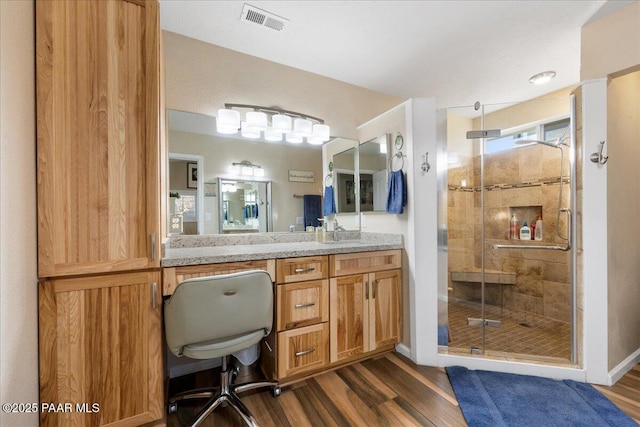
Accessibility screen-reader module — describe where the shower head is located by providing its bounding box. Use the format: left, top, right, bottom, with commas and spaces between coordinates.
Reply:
515, 137, 568, 148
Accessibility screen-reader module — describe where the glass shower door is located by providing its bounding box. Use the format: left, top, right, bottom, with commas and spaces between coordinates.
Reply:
443, 98, 574, 363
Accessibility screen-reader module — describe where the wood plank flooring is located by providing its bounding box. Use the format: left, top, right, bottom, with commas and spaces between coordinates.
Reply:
166, 353, 640, 426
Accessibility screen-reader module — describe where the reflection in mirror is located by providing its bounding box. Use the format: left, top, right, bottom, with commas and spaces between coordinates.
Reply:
168, 110, 328, 234
359, 134, 390, 212
218, 178, 272, 234
169, 154, 204, 235
333, 147, 357, 213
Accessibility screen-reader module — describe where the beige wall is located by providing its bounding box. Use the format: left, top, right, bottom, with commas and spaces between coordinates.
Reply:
163, 31, 403, 141
581, 1, 640, 81
607, 70, 640, 370
0, 1, 39, 426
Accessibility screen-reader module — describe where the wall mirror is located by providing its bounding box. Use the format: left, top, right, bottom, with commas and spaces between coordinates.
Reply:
359, 134, 390, 212
168, 110, 358, 234
322, 137, 361, 229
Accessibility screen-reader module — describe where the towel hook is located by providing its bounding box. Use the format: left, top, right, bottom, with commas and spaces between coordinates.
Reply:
590, 140, 608, 165
421, 152, 431, 173
389, 151, 405, 172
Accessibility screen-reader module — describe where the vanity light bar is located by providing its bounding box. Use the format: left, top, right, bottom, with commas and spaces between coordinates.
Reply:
217, 103, 330, 144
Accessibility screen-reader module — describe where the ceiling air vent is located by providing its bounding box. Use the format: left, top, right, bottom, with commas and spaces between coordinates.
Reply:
240, 4, 289, 32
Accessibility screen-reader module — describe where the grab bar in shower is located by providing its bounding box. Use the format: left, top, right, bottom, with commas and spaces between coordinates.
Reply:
493, 244, 570, 251
494, 208, 572, 252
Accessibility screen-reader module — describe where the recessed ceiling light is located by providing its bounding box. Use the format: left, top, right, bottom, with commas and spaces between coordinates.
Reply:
529, 71, 556, 85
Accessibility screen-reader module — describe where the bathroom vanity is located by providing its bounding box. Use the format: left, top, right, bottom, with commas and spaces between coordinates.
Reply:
162, 232, 403, 382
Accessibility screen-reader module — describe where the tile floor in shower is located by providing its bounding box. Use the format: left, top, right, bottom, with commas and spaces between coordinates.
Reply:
447, 300, 572, 361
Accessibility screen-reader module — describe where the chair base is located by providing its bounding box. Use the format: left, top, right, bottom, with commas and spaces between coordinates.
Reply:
169, 355, 280, 427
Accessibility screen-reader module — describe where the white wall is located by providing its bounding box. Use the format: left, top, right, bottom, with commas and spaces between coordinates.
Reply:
0, 1, 39, 426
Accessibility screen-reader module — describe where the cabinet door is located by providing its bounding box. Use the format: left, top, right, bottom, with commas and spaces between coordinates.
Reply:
39, 272, 163, 427
329, 274, 369, 362
36, 0, 161, 278
369, 269, 402, 351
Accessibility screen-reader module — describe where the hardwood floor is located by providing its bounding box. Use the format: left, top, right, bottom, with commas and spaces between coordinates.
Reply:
166, 353, 640, 426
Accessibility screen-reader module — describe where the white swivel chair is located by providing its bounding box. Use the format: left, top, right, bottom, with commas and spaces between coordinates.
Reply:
164, 270, 281, 427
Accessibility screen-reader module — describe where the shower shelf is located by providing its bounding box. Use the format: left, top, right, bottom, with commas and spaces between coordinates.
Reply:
451, 268, 516, 285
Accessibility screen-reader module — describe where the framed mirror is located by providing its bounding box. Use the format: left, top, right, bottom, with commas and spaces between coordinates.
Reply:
322, 137, 360, 229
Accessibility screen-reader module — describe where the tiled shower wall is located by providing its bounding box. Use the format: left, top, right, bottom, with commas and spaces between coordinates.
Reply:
448, 143, 572, 323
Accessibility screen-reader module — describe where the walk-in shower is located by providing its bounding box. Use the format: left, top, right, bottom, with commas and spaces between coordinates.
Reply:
438, 96, 576, 365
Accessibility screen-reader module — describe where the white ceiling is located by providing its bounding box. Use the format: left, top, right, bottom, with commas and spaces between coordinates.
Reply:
158, 0, 631, 109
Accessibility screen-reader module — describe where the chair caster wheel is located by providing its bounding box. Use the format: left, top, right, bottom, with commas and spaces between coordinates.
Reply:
168, 401, 178, 414
272, 386, 281, 397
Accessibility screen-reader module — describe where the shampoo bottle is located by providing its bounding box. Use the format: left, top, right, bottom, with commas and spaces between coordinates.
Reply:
534, 215, 543, 241
510, 214, 519, 240
519, 221, 531, 240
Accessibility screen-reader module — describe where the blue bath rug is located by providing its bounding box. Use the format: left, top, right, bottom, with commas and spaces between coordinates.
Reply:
446, 366, 637, 427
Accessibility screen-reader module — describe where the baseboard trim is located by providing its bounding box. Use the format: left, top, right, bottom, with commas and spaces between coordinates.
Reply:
608, 347, 640, 385
395, 343, 411, 360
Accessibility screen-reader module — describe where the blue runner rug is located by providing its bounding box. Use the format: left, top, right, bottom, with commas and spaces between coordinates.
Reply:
446, 366, 638, 427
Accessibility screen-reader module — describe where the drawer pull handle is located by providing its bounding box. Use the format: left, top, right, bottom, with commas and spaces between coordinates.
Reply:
224, 290, 237, 296
295, 348, 316, 357
152, 282, 158, 310
294, 267, 315, 273
295, 302, 315, 309
365, 281, 369, 299
372, 280, 378, 299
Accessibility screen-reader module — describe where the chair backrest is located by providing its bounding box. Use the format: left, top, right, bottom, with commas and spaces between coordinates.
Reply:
164, 270, 273, 357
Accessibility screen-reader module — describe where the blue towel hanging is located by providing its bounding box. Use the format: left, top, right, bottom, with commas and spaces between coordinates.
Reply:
385, 170, 407, 214
303, 195, 322, 228
323, 186, 336, 216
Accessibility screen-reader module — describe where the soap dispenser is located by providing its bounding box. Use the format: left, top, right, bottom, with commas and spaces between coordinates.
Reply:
509, 214, 519, 240
519, 221, 531, 240
534, 215, 543, 241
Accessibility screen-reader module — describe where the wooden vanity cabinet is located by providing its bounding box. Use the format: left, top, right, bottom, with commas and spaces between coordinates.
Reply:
269, 256, 330, 379
38, 272, 163, 427
329, 251, 402, 363
267, 250, 402, 381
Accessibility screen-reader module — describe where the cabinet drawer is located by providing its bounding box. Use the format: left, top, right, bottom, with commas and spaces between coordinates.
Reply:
276, 256, 328, 284
163, 260, 276, 296
330, 250, 401, 277
277, 323, 329, 378
277, 279, 328, 331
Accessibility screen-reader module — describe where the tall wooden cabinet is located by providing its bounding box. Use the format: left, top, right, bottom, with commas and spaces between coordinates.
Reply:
36, 1, 163, 426
36, 0, 161, 278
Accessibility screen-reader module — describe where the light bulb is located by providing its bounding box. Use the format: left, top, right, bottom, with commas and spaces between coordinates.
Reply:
293, 118, 312, 137
216, 109, 240, 134
245, 111, 268, 131
272, 114, 292, 133
241, 122, 260, 139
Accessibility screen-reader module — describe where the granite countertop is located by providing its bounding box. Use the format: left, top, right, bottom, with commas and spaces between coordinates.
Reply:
162, 232, 403, 267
